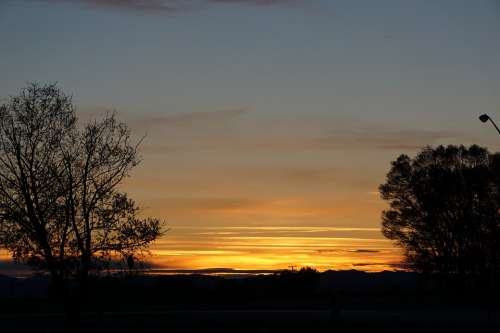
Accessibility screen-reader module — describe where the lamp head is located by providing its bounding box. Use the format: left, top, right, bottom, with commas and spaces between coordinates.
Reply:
479, 114, 490, 123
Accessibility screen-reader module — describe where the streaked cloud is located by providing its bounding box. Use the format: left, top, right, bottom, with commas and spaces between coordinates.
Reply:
317, 248, 381, 253
139, 108, 249, 127
34, 0, 305, 14
248, 128, 464, 152
144, 225, 402, 272
0, 223, 400, 273
35, 0, 189, 13
151, 196, 261, 211
136, 114, 464, 154
147, 268, 279, 274
352, 262, 391, 268
210, 0, 299, 6
79, 107, 465, 155
313, 128, 463, 151
201, 226, 381, 232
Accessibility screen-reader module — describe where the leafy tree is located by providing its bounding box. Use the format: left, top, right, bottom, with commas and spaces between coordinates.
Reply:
0, 82, 164, 296
380, 145, 500, 283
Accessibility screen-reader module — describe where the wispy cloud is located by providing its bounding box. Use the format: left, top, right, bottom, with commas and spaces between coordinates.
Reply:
210, 0, 299, 6
317, 249, 381, 254
144, 118, 462, 154
151, 225, 401, 272
34, 0, 305, 14
147, 267, 278, 274
140, 108, 249, 127
154, 196, 261, 211
250, 128, 464, 152
353, 249, 380, 253
36, 0, 189, 13
83, 108, 458, 154
313, 128, 463, 151
352, 262, 407, 270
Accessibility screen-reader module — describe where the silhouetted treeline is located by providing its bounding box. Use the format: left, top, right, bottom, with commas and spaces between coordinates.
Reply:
1, 268, 498, 315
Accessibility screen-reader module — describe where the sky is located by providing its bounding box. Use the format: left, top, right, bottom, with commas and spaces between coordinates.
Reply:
1, 0, 500, 274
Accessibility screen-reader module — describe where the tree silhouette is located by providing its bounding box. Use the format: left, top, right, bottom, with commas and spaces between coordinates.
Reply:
0, 82, 164, 298
380, 145, 500, 284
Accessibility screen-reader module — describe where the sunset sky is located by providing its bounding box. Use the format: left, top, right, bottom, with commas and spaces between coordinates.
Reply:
1, 0, 500, 273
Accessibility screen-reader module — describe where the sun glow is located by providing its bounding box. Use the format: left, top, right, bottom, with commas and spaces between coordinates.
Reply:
147, 226, 402, 272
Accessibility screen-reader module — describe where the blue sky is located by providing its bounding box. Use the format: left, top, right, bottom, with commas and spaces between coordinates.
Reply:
1, 0, 500, 271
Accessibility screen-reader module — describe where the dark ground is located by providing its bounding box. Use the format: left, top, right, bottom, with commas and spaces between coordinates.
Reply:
0, 269, 499, 332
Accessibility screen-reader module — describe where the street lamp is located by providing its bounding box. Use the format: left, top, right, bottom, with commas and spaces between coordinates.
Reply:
478, 113, 498, 324
479, 114, 500, 135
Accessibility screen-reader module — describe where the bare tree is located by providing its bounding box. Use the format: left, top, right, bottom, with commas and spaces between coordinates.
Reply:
0, 82, 163, 297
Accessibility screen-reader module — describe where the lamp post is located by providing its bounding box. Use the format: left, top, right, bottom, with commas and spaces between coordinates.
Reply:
478, 113, 499, 324
479, 114, 500, 135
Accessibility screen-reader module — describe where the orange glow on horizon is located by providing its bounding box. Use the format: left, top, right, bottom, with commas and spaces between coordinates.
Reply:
0, 225, 404, 274
146, 225, 403, 273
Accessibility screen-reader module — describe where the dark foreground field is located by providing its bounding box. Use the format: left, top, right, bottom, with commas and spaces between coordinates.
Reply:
1, 308, 499, 333
1, 270, 499, 332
